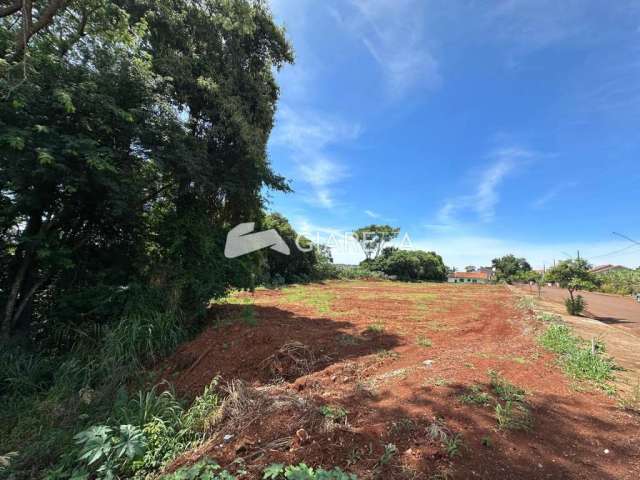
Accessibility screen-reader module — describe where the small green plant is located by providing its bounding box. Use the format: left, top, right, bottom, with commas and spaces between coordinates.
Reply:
319, 405, 348, 422
417, 336, 432, 348
389, 417, 416, 435
432, 377, 449, 387
480, 435, 492, 448
564, 295, 586, 315
494, 400, 532, 431
366, 322, 385, 333
443, 434, 463, 458
181, 379, 221, 435
488, 370, 526, 402
263, 463, 357, 479
459, 385, 491, 406
74, 424, 146, 479
376, 443, 398, 468
162, 459, 236, 479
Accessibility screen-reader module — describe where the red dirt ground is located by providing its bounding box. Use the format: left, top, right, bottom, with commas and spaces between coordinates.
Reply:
159, 281, 640, 479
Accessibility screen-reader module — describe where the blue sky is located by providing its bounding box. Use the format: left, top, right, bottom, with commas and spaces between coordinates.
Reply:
265, 0, 640, 269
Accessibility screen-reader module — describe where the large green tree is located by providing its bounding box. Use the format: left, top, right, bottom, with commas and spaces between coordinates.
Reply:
491, 254, 531, 284
0, 0, 293, 339
353, 224, 400, 261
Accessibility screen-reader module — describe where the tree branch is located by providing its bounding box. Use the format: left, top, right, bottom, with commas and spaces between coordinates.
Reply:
13, 0, 68, 59
0, 0, 22, 18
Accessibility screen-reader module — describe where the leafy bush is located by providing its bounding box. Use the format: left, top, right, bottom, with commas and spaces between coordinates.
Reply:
596, 269, 640, 295
74, 424, 146, 479
564, 295, 586, 315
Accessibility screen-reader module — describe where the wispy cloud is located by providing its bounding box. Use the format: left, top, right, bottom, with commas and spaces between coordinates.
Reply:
272, 105, 361, 208
364, 209, 380, 218
436, 147, 534, 226
331, 0, 440, 98
531, 182, 577, 209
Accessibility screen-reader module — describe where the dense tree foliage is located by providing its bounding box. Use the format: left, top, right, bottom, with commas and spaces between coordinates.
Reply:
370, 247, 447, 282
491, 254, 531, 283
1, 0, 293, 340
260, 213, 333, 284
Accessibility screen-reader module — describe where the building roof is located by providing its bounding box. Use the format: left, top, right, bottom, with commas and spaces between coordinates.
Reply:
590, 264, 628, 274
448, 271, 491, 279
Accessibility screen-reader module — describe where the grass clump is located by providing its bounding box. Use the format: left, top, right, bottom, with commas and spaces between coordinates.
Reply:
495, 400, 532, 431
487, 371, 532, 431
539, 324, 616, 387
488, 370, 526, 403
417, 336, 433, 348
459, 385, 491, 406
366, 322, 385, 333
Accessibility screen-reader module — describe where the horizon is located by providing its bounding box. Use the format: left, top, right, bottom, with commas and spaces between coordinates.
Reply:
266, 0, 640, 269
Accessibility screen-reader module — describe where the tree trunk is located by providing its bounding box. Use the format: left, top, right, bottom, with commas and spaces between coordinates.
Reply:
1, 252, 31, 339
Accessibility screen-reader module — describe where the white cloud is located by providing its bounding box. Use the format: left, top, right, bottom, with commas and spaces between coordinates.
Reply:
364, 209, 380, 218
333, 0, 441, 98
531, 182, 577, 209
272, 106, 361, 208
436, 147, 534, 226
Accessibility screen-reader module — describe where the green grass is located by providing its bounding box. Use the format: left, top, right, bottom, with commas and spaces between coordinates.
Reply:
539, 323, 616, 388
459, 385, 491, 406
417, 336, 432, 348
488, 370, 526, 402
366, 321, 385, 333
495, 400, 532, 431
283, 286, 336, 315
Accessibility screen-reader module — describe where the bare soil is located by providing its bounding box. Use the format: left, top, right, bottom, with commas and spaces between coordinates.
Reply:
160, 281, 640, 479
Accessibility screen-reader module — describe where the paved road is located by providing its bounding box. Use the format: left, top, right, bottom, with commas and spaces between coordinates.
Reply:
519, 285, 640, 335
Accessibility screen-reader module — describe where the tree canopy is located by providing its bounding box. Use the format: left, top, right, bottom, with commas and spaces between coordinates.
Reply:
491, 254, 531, 283
353, 224, 400, 261
0, 0, 293, 339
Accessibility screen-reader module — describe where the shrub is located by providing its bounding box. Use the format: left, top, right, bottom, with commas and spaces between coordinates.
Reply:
74, 424, 146, 479
564, 295, 586, 315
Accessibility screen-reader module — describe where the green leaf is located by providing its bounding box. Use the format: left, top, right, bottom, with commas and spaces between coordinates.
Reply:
37, 149, 55, 166
263, 463, 285, 479
54, 89, 76, 113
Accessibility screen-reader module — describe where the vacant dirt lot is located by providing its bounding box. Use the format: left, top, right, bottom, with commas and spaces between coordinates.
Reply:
161, 281, 640, 479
